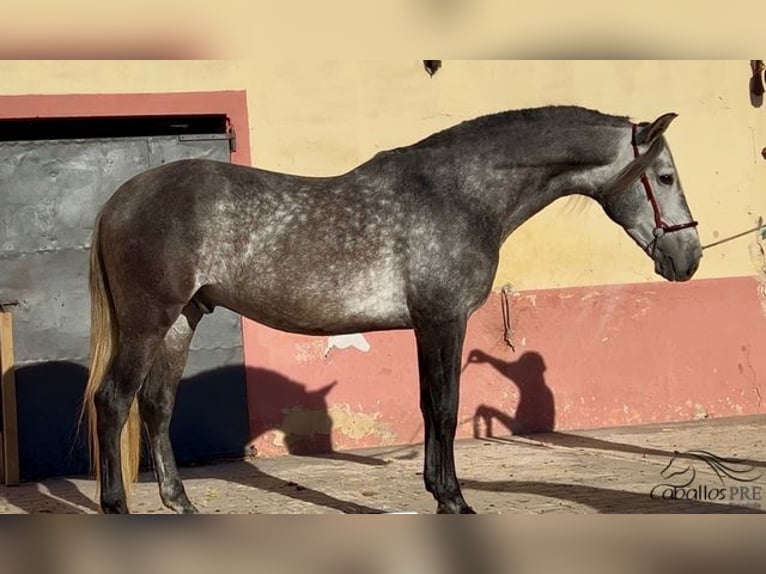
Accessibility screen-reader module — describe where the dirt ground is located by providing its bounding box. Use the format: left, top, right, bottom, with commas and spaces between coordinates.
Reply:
1, 415, 764, 514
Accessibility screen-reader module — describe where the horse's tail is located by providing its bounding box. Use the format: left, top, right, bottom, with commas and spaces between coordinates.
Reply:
81, 212, 141, 496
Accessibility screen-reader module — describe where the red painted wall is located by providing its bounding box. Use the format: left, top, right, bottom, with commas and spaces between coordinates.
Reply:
244, 276, 766, 456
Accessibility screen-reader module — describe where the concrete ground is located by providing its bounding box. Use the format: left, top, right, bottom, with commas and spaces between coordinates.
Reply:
1, 415, 764, 514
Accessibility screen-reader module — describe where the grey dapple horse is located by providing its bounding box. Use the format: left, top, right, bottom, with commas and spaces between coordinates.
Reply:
83, 106, 701, 513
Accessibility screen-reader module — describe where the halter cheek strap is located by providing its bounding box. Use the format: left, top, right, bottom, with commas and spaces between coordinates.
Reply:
631, 123, 698, 255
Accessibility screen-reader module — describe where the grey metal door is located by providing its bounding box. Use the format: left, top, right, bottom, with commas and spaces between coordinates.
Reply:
0, 134, 249, 480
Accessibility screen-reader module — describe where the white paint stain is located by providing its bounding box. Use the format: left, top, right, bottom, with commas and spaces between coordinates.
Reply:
325, 333, 371, 355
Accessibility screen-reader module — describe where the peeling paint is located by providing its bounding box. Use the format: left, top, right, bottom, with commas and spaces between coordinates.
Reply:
269, 430, 286, 448
327, 404, 395, 442
278, 407, 333, 439
693, 403, 710, 420
580, 291, 600, 301
294, 340, 326, 363
629, 296, 653, 320
325, 333, 371, 356
276, 403, 395, 444
620, 404, 642, 424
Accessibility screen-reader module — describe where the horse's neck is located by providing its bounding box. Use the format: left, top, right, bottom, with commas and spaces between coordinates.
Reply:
453, 125, 633, 242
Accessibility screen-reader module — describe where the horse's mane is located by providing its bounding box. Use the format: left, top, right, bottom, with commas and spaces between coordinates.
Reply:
409, 106, 630, 150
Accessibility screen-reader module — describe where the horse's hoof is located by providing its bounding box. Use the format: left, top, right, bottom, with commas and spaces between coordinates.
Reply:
164, 496, 199, 514
436, 500, 477, 514
100, 500, 130, 514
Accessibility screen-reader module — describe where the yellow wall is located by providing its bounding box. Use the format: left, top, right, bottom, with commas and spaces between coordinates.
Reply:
1, 60, 763, 290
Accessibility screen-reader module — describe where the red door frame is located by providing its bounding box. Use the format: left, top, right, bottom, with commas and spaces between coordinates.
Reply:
0, 91, 251, 166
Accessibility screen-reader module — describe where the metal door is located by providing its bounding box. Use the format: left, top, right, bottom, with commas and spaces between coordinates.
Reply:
0, 134, 249, 479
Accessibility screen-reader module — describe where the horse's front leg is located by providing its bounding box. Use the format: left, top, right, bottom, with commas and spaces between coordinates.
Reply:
414, 316, 476, 514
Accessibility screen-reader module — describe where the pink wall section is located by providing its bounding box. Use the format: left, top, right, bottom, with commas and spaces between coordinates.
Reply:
243, 276, 766, 456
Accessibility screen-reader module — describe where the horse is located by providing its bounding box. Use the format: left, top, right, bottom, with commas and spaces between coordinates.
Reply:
82, 105, 702, 513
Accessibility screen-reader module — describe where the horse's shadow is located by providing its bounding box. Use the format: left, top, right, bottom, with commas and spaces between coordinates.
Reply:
466, 348, 766, 471
1, 361, 389, 514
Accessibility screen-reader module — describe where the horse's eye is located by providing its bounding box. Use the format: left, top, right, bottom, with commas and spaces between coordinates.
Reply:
658, 174, 675, 186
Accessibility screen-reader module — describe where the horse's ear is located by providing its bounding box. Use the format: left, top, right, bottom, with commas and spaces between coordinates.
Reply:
635, 112, 678, 146
316, 381, 338, 396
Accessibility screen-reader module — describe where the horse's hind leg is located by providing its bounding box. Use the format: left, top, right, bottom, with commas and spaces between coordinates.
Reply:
95, 331, 167, 514
139, 304, 202, 514
414, 315, 476, 514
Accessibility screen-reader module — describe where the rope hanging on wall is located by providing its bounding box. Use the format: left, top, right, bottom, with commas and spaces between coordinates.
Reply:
500, 284, 515, 352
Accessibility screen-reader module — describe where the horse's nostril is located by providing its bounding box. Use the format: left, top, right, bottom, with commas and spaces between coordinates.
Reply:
689, 260, 699, 276
665, 255, 677, 281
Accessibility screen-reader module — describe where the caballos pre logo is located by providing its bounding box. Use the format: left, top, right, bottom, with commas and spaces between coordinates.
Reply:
650, 450, 763, 508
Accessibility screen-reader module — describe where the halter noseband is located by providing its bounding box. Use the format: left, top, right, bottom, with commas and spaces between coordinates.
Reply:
630, 123, 698, 255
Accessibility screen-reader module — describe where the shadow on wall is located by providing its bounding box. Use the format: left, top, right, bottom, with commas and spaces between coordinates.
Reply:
467, 349, 766, 469
247, 372, 339, 456
246, 368, 390, 466
10, 361, 251, 481
466, 349, 555, 436
6, 360, 384, 483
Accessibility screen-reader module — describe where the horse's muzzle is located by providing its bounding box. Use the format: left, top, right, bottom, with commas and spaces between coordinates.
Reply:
655, 245, 702, 282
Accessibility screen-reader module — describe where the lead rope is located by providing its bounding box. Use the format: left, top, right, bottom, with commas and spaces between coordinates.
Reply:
701, 217, 764, 251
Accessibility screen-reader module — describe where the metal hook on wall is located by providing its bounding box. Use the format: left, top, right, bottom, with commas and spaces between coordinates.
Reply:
750, 60, 765, 107
423, 60, 442, 78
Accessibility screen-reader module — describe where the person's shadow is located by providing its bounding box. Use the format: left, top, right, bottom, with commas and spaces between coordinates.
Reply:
466, 348, 766, 467
466, 349, 555, 436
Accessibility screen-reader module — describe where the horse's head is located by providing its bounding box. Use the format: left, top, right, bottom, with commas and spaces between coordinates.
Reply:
599, 113, 702, 282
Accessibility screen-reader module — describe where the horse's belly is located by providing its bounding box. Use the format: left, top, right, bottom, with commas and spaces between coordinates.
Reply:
207, 274, 412, 336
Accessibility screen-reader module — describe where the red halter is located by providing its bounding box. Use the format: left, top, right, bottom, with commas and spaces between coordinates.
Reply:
631, 123, 698, 255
